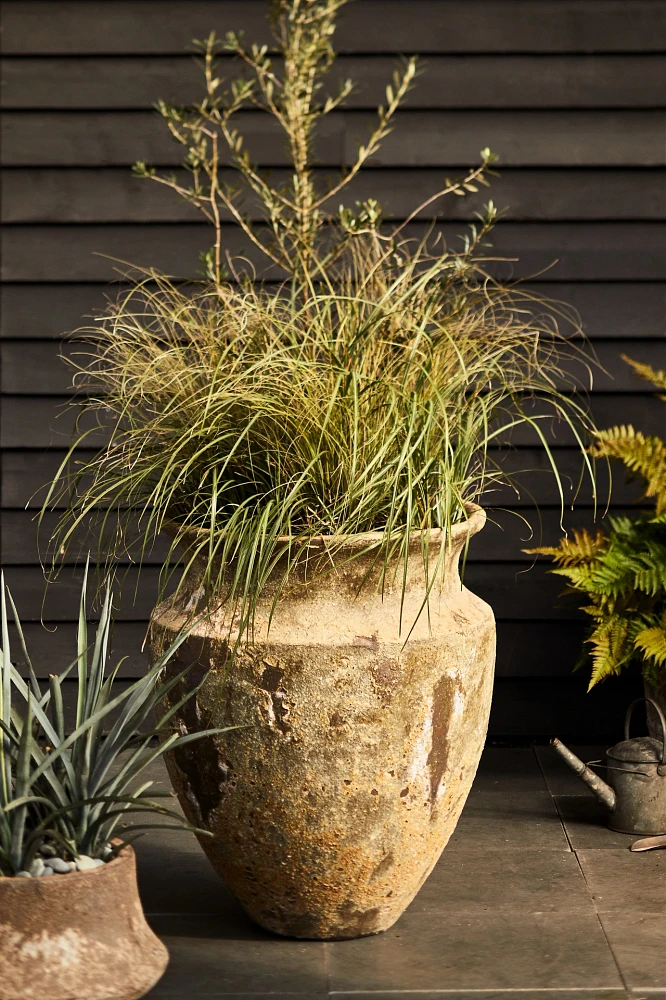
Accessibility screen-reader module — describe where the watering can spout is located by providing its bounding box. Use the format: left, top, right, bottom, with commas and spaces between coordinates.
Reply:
551, 738, 616, 811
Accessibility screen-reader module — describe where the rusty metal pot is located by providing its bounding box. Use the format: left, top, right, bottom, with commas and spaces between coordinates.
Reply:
151, 505, 496, 939
0, 845, 168, 1000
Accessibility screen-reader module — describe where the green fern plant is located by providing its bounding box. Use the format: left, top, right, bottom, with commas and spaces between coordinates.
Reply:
528, 357, 666, 688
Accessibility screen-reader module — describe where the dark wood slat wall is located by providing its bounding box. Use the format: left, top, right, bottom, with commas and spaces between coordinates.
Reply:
1, 0, 665, 739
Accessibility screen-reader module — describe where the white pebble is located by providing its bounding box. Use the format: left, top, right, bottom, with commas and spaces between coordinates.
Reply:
39, 844, 57, 858
75, 855, 97, 872
44, 857, 71, 874
15, 871, 31, 878
40, 867, 54, 876
91, 858, 105, 868
28, 858, 44, 877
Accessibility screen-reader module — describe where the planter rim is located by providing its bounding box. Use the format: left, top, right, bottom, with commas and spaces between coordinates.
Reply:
1, 844, 131, 888
164, 502, 486, 551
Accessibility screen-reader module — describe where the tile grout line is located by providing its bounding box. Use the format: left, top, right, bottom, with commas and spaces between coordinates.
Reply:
532, 746, 575, 853
324, 938, 331, 996
533, 747, 631, 997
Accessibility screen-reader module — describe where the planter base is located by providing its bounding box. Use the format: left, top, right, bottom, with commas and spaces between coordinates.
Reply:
0, 846, 167, 1000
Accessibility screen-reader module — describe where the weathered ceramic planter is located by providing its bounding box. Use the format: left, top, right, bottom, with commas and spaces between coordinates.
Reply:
151, 505, 495, 939
0, 846, 168, 1000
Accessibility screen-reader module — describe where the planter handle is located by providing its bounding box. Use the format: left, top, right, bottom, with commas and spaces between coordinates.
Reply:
625, 697, 666, 771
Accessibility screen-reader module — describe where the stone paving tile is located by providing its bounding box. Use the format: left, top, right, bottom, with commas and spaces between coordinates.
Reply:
448, 787, 569, 850
326, 910, 623, 992
135, 827, 235, 916
555, 795, 639, 849
411, 847, 593, 913
146, 995, 630, 1000
333, 992, 629, 1000
443, 741, 570, 851
474, 748, 553, 792
145, 914, 328, 995
600, 912, 666, 991
148, 995, 326, 999
577, 849, 666, 911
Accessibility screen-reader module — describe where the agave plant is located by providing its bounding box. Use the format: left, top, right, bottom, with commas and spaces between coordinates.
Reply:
44, 0, 597, 645
0, 566, 231, 876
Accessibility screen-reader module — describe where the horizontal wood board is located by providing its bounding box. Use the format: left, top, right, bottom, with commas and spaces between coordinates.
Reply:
4, 111, 666, 167
3, 55, 666, 109
1, 1, 665, 738
5, 169, 666, 223
3, 2, 666, 54
3, 282, 664, 340
3, 223, 666, 282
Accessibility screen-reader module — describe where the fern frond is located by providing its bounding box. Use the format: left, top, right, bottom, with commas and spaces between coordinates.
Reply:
622, 354, 666, 395
590, 426, 666, 514
634, 624, 666, 668
634, 547, 666, 596
525, 528, 607, 567
550, 563, 605, 592
535, 356, 666, 688
587, 615, 632, 688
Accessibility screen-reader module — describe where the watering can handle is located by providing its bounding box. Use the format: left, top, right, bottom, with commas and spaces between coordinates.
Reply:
624, 698, 666, 766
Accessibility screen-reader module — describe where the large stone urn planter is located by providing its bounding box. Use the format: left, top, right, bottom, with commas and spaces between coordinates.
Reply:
0, 846, 167, 1000
151, 504, 495, 939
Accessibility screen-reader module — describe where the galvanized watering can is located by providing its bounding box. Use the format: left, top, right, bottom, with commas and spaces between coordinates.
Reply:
552, 698, 666, 836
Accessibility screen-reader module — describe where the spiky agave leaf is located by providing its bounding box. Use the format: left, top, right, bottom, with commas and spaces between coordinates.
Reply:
0, 573, 238, 875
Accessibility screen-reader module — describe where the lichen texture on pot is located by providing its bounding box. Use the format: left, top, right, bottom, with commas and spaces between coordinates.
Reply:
151, 506, 494, 938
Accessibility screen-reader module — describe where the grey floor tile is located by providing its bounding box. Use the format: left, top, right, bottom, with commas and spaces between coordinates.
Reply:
135, 826, 238, 915
536, 745, 611, 796
326, 909, 623, 991
600, 912, 666, 990
411, 847, 593, 913
148, 995, 326, 999
577, 849, 666, 911
332, 993, 628, 1000
146, 914, 328, 995
136, 754, 173, 786
474, 748, 552, 792
448, 787, 569, 850
555, 796, 639, 849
